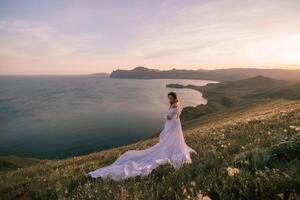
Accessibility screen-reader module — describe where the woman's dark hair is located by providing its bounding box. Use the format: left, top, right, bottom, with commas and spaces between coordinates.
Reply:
168, 92, 179, 104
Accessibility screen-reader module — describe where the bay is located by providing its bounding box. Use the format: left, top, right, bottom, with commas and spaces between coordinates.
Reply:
0, 76, 214, 158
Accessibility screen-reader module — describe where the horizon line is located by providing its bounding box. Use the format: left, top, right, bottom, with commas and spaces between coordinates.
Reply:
1, 66, 300, 76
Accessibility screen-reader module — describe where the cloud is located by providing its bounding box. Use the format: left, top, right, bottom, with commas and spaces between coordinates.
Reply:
0, 20, 103, 57
0, 0, 300, 74
127, 0, 300, 67
0, 20, 110, 74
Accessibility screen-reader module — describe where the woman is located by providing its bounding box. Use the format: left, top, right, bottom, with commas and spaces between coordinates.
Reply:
88, 92, 196, 180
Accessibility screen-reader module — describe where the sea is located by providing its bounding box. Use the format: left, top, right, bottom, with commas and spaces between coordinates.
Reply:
0, 76, 214, 159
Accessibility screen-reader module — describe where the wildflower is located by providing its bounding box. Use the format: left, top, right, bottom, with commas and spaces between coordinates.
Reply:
197, 192, 212, 200
226, 167, 239, 177
181, 186, 187, 194
276, 193, 284, 199
255, 170, 266, 178
234, 155, 240, 160
295, 127, 300, 131
191, 181, 196, 187
289, 125, 296, 129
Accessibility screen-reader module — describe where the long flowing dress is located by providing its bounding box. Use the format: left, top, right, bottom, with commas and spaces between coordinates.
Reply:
88, 105, 196, 180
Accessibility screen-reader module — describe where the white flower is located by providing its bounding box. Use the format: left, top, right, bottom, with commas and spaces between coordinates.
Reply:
289, 125, 296, 129
197, 192, 212, 200
226, 167, 239, 177
202, 196, 212, 200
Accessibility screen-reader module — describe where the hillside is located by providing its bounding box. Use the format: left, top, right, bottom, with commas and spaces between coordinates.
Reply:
110, 67, 208, 80
0, 156, 40, 171
196, 76, 298, 100
110, 67, 300, 81
1, 100, 300, 199
167, 76, 300, 121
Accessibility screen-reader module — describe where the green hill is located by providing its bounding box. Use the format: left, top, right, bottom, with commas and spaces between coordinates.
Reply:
198, 76, 295, 100
0, 156, 40, 171
1, 100, 300, 199
167, 76, 300, 121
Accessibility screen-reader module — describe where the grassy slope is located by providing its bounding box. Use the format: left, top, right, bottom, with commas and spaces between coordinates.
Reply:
0, 156, 40, 171
197, 76, 297, 100
1, 100, 300, 200
177, 76, 300, 121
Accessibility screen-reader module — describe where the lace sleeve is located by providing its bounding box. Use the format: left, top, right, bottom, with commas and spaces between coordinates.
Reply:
167, 107, 179, 120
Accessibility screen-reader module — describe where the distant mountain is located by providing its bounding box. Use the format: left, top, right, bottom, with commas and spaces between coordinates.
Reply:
200, 68, 300, 81
110, 66, 300, 81
110, 66, 208, 80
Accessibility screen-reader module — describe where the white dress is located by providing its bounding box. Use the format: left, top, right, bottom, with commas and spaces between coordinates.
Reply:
88, 105, 196, 180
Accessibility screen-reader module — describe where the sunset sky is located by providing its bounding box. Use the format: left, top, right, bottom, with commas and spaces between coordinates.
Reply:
0, 0, 300, 75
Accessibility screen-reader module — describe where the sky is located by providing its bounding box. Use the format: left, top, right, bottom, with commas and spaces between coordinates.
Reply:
0, 0, 300, 75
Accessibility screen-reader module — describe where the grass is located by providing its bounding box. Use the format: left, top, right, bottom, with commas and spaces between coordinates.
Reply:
1, 100, 300, 199
0, 156, 40, 171
167, 76, 300, 122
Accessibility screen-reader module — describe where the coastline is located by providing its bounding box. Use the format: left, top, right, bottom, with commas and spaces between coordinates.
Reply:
0, 77, 211, 160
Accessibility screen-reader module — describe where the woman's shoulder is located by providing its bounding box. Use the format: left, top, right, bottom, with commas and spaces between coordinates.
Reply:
170, 103, 179, 109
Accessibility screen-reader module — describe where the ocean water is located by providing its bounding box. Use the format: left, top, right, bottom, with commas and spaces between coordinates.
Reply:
0, 76, 213, 159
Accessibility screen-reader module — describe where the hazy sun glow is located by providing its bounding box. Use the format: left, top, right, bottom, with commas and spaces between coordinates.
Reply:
0, 0, 300, 74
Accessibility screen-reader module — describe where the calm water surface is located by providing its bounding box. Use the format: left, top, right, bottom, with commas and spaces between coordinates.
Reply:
0, 76, 214, 158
